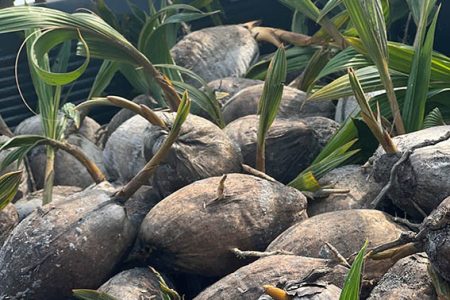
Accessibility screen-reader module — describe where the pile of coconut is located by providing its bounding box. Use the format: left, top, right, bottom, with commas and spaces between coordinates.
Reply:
1, 24, 450, 300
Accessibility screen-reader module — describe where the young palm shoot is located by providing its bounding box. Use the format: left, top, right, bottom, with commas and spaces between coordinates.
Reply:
339, 240, 368, 300
348, 68, 397, 154
256, 46, 287, 172
343, 0, 405, 135
0, 171, 23, 211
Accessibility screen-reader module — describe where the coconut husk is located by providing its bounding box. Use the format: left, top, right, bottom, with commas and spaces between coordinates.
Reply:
106, 113, 242, 196
207, 77, 263, 106
259, 281, 342, 300
371, 125, 450, 217
12, 115, 106, 189
308, 165, 382, 217
368, 253, 437, 300
14, 114, 100, 144
25, 133, 106, 189
171, 25, 259, 87
302, 117, 340, 148
138, 173, 308, 277
266, 209, 407, 282
423, 196, 450, 282
193, 255, 348, 300
222, 84, 336, 124
224, 115, 321, 183
0, 183, 136, 300
98, 267, 172, 300
105, 94, 159, 143
0, 204, 18, 247
14, 185, 82, 221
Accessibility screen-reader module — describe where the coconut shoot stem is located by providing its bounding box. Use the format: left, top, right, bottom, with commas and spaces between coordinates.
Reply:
42, 146, 55, 205
46, 139, 106, 184
76, 96, 168, 130
114, 95, 191, 203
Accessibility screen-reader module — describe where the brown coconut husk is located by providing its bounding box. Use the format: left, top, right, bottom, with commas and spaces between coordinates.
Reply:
14, 185, 82, 221
367, 253, 437, 300
308, 165, 382, 217
13, 115, 106, 189
224, 115, 322, 183
105, 113, 242, 197
105, 94, 159, 143
138, 173, 308, 277
423, 196, 450, 282
0, 204, 18, 246
371, 126, 450, 218
193, 255, 348, 300
0, 183, 136, 300
266, 209, 407, 282
222, 84, 336, 124
171, 25, 259, 87
207, 77, 263, 106
98, 267, 173, 300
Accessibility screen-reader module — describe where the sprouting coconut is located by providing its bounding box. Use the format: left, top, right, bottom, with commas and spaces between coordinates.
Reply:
0, 203, 18, 246
224, 115, 323, 184
371, 126, 450, 218
266, 210, 407, 282
308, 165, 382, 217
14, 115, 106, 189
105, 94, 159, 143
138, 173, 308, 277
171, 25, 259, 87
222, 84, 336, 124
97, 267, 175, 300
207, 77, 263, 105
105, 113, 242, 196
0, 94, 192, 299
0, 183, 136, 300
193, 255, 348, 300
367, 253, 437, 300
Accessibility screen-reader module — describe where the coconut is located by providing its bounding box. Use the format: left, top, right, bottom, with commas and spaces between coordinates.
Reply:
266, 209, 407, 282
193, 255, 348, 300
0, 204, 19, 246
14, 114, 100, 144
105, 94, 159, 143
0, 183, 136, 300
302, 117, 340, 148
138, 173, 308, 277
98, 267, 172, 300
171, 25, 259, 87
27, 133, 106, 189
372, 125, 450, 217
13, 115, 106, 189
308, 165, 382, 216
224, 115, 321, 184
367, 253, 437, 300
207, 77, 263, 106
105, 113, 242, 196
423, 196, 450, 282
259, 281, 342, 300
222, 84, 336, 124
14, 185, 82, 221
